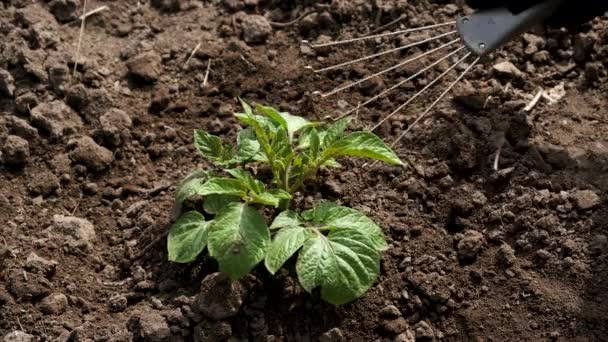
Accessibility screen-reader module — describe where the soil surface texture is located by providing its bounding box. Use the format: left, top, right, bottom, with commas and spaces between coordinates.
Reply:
1, 1, 608, 341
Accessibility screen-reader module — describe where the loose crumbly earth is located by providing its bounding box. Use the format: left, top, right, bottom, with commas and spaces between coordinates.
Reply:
1, 1, 607, 341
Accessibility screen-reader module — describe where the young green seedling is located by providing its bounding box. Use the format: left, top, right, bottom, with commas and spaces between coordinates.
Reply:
167, 100, 403, 305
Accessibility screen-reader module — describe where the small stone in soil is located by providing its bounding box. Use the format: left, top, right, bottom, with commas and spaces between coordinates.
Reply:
2, 331, 35, 342
99, 108, 133, 146
9, 116, 38, 140
240, 14, 272, 44
127, 311, 171, 342
415, 321, 435, 341
380, 305, 402, 318
193, 320, 233, 342
52, 214, 96, 244
192, 272, 246, 320
31, 100, 83, 139
382, 317, 409, 335
48, 63, 69, 95
149, 87, 170, 114
493, 61, 524, 78
496, 243, 517, 267
2, 135, 29, 167
39, 292, 68, 315
395, 330, 416, 342
107, 294, 128, 312
571, 190, 601, 210
319, 328, 344, 342
127, 51, 162, 83
7, 270, 51, 300
48, 0, 78, 22
25, 252, 58, 277
15, 92, 38, 113
67, 136, 113, 172
28, 171, 60, 197
457, 230, 485, 261
0, 68, 15, 97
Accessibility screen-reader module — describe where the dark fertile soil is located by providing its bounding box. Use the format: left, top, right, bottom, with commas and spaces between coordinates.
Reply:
1, 1, 608, 341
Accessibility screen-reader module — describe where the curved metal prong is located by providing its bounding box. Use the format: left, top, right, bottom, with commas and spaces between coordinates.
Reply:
371, 51, 472, 132
310, 30, 458, 74
390, 56, 481, 147
306, 21, 457, 49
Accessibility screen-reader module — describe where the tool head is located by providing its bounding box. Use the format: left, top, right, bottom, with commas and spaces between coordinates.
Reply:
456, 0, 565, 56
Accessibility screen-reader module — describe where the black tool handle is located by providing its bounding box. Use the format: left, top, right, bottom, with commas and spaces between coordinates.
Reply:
456, 0, 565, 56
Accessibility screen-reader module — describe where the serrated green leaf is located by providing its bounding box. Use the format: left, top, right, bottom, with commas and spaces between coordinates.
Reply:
208, 203, 270, 280
302, 201, 339, 224
175, 170, 211, 204
234, 128, 261, 163
309, 128, 320, 161
270, 210, 302, 230
325, 206, 388, 251
239, 97, 254, 116
249, 189, 292, 207
296, 227, 380, 305
303, 202, 387, 251
265, 226, 315, 274
168, 211, 211, 263
234, 110, 276, 162
199, 177, 248, 198
203, 194, 240, 215
256, 105, 313, 141
267, 189, 292, 200
194, 130, 231, 164
270, 126, 293, 161
323, 132, 402, 166
322, 116, 352, 148
226, 169, 264, 194
250, 192, 281, 207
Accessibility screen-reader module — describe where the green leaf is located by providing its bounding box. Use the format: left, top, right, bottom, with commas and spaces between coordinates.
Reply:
265, 226, 315, 274
296, 227, 380, 305
239, 97, 254, 116
234, 128, 261, 163
267, 189, 292, 200
325, 206, 388, 251
234, 112, 276, 162
308, 128, 320, 162
208, 203, 270, 280
302, 201, 338, 224
322, 116, 352, 148
249, 189, 291, 207
167, 211, 211, 263
323, 132, 402, 165
175, 170, 210, 204
270, 210, 302, 230
250, 192, 281, 207
203, 194, 240, 215
199, 177, 248, 198
226, 169, 264, 194
303, 202, 387, 251
256, 105, 313, 140
194, 130, 230, 164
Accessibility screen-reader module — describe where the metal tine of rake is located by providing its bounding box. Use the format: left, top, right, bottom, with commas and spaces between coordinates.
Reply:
370, 50, 471, 132
336, 43, 466, 120
364, 54, 480, 168
315, 37, 462, 100
302, 21, 456, 49
306, 30, 458, 75
389, 55, 480, 148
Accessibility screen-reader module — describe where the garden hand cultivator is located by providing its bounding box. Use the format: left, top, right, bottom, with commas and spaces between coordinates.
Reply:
303, 0, 565, 148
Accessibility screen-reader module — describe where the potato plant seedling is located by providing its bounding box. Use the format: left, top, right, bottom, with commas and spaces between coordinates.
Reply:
167, 100, 403, 305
